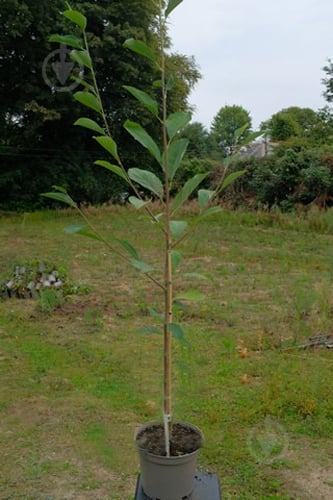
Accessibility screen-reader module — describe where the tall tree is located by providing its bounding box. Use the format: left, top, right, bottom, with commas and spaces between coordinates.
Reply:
0, 0, 200, 210
264, 107, 322, 143
266, 111, 302, 141
210, 105, 252, 156
180, 122, 209, 158
322, 59, 333, 103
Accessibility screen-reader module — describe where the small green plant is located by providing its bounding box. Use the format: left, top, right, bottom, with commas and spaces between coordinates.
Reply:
42, 0, 255, 456
38, 288, 65, 313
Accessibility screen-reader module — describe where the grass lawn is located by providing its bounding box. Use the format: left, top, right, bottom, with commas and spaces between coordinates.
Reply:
0, 206, 333, 499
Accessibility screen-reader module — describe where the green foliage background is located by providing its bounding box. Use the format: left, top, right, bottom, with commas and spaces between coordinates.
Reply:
0, 0, 200, 210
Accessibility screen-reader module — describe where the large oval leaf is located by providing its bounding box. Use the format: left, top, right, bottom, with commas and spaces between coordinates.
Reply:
71, 76, 95, 94
123, 86, 158, 117
165, 0, 184, 18
94, 136, 119, 162
218, 169, 246, 194
130, 258, 153, 273
70, 49, 92, 69
175, 290, 205, 301
171, 250, 182, 269
198, 189, 214, 208
170, 220, 188, 239
65, 225, 103, 241
123, 38, 156, 62
167, 323, 189, 345
49, 34, 83, 49
41, 191, 77, 208
166, 138, 188, 180
74, 91, 101, 113
195, 206, 222, 222
62, 9, 87, 31
172, 173, 208, 212
124, 120, 162, 166
74, 118, 105, 135
94, 160, 127, 181
137, 326, 162, 335
128, 196, 150, 209
166, 111, 191, 140
128, 168, 163, 199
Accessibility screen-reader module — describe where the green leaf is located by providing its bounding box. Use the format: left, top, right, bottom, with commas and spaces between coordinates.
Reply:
183, 272, 208, 280
128, 168, 163, 199
52, 185, 67, 194
117, 240, 140, 260
123, 38, 156, 62
130, 258, 153, 273
172, 173, 208, 212
218, 169, 246, 193
165, 0, 183, 18
124, 120, 162, 166
170, 220, 188, 239
74, 91, 102, 113
148, 307, 163, 319
128, 196, 150, 209
152, 79, 162, 88
166, 75, 175, 91
41, 191, 77, 208
94, 160, 127, 180
198, 189, 214, 208
94, 136, 119, 162
137, 326, 162, 335
167, 323, 189, 345
196, 206, 222, 221
234, 122, 250, 143
74, 118, 105, 135
171, 250, 182, 270
65, 225, 103, 241
173, 300, 187, 310
166, 111, 191, 140
239, 130, 263, 147
62, 9, 87, 31
70, 49, 92, 69
71, 76, 95, 94
49, 34, 83, 49
175, 289, 205, 301
123, 86, 158, 117
166, 138, 188, 180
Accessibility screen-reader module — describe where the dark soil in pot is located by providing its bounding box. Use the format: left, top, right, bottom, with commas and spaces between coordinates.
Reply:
136, 422, 202, 457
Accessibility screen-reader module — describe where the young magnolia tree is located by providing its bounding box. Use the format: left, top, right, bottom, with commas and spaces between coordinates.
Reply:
43, 0, 248, 456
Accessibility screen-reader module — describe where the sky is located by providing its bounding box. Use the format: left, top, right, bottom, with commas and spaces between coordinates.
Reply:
168, 0, 333, 130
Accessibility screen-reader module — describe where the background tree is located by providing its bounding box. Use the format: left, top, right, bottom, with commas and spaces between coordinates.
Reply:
0, 0, 200, 210
179, 122, 209, 158
263, 107, 318, 142
322, 59, 333, 103
265, 110, 302, 141
210, 105, 252, 156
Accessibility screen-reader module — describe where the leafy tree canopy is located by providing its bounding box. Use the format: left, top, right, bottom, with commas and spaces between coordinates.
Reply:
322, 59, 333, 103
180, 122, 209, 158
263, 106, 333, 145
210, 105, 252, 155
0, 0, 200, 210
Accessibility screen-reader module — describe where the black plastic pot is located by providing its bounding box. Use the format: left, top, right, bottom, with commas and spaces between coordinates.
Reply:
135, 421, 203, 500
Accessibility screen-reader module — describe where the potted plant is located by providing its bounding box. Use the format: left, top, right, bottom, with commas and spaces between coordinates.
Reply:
43, 1, 247, 498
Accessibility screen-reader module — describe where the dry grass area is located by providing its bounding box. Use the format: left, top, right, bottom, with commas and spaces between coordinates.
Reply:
0, 206, 333, 499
